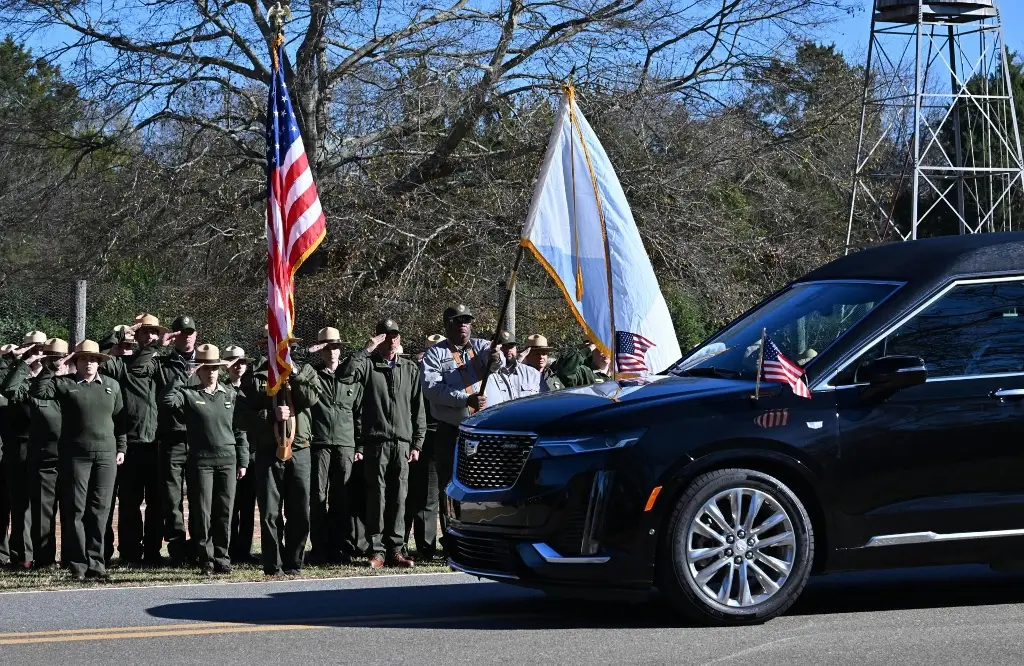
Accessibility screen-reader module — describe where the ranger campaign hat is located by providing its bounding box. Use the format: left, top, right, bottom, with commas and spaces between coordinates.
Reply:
44, 338, 69, 356
443, 304, 474, 323
0, 344, 18, 356
375, 319, 402, 335
172, 315, 197, 333
525, 334, 553, 352
425, 334, 445, 346
23, 331, 47, 346
223, 345, 252, 363
135, 313, 168, 335
318, 327, 343, 345
194, 344, 230, 367
71, 340, 111, 363
497, 330, 517, 346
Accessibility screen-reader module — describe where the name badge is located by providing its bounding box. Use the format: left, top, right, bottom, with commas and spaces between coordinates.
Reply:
105, 387, 112, 394
195, 400, 206, 405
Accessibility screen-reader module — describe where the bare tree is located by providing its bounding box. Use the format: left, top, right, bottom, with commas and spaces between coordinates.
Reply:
7, 0, 854, 189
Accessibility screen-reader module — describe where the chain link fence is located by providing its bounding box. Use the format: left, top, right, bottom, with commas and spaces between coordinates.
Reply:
2, 261, 589, 357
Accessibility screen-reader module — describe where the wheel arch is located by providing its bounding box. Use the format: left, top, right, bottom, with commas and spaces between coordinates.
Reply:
649, 443, 831, 575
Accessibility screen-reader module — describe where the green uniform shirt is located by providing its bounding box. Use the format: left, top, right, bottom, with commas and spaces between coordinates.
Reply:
1, 364, 62, 458
100, 344, 160, 444
242, 361, 322, 451
555, 349, 611, 387
26, 365, 127, 455
340, 350, 426, 453
310, 364, 363, 448
155, 349, 199, 435
160, 382, 249, 468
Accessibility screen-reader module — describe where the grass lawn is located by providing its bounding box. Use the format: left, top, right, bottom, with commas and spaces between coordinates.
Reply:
0, 559, 454, 592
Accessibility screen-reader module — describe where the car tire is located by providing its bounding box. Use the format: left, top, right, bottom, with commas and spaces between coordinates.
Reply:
659, 468, 814, 626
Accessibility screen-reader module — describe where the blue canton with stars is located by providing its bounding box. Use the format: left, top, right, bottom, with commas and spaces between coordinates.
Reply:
266, 45, 301, 176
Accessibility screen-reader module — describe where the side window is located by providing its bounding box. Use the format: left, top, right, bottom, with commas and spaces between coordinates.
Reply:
835, 280, 1024, 384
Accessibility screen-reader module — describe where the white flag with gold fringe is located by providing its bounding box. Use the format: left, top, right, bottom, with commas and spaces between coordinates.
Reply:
520, 87, 681, 375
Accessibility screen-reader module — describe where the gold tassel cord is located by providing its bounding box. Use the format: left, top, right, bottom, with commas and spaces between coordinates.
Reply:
565, 84, 585, 302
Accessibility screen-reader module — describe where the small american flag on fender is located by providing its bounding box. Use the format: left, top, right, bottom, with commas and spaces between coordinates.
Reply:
761, 334, 811, 399
754, 409, 790, 428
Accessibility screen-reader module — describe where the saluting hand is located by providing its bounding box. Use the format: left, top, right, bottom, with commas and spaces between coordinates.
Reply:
162, 331, 179, 347
364, 334, 387, 354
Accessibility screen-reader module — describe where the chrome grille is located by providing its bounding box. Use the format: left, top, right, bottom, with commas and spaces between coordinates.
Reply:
456, 430, 536, 489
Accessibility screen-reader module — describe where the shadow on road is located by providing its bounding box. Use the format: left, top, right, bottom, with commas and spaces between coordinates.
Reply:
146, 565, 1024, 630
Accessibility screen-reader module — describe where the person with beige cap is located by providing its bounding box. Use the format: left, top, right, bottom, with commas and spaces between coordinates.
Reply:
404, 333, 445, 562
222, 344, 259, 565
0, 338, 70, 569
522, 334, 565, 392
22, 339, 127, 581
160, 344, 249, 575
0, 330, 49, 569
307, 326, 365, 565
98, 315, 167, 567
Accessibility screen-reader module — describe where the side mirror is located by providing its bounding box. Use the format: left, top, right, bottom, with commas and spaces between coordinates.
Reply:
856, 355, 928, 401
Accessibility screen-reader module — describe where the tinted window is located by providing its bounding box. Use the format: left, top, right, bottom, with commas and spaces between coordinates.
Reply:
836, 280, 1024, 384
672, 281, 899, 380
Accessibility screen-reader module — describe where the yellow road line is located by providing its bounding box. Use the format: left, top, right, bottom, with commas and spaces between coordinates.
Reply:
0, 613, 533, 646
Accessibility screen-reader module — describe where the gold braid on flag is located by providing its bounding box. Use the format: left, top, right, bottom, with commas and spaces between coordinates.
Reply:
566, 85, 617, 367
565, 84, 584, 302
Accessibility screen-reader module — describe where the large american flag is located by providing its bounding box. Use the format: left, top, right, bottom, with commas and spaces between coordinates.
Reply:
761, 334, 811, 399
616, 330, 656, 373
265, 44, 326, 396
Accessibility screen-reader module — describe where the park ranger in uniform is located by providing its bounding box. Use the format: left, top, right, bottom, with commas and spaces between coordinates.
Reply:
0, 337, 69, 570
404, 333, 444, 561
522, 334, 565, 392
1, 330, 48, 569
24, 340, 126, 581
223, 344, 260, 565
0, 342, 17, 566
155, 315, 200, 565
243, 347, 322, 576
483, 331, 542, 407
342, 319, 425, 568
161, 344, 249, 575
308, 327, 364, 565
99, 315, 165, 566
419, 305, 503, 545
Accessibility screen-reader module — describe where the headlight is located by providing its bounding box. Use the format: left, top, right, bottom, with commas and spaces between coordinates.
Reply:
536, 430, 646, 457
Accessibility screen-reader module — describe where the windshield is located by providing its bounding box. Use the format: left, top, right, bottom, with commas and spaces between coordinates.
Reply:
670, 281, 900, 379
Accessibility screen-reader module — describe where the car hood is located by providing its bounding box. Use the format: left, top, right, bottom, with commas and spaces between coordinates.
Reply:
461, 375, 753, 433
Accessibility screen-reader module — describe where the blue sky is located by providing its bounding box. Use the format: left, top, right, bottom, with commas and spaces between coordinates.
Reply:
827, 2, 1024, 61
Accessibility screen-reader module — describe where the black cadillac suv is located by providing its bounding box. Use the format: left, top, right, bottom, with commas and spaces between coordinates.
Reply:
445, 232, 1024, 625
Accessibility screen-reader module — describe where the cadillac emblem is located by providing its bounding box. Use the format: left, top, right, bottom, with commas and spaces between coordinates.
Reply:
464, 439, 480, 457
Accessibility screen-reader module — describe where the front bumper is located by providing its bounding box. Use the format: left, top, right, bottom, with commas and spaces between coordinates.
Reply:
446, 434, 656, 594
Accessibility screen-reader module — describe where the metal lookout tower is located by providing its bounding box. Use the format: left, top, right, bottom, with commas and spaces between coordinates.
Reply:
846, 0, 1024, 250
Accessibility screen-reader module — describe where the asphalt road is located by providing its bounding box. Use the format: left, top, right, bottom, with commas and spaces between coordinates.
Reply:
2, 565, 1024, 665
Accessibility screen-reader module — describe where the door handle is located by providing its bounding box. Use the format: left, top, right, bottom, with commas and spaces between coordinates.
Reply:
992, 389, 1024, 401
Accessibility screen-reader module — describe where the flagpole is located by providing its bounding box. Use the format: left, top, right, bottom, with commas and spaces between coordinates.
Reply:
479, 244, 527, 396
752, 327, 766, 402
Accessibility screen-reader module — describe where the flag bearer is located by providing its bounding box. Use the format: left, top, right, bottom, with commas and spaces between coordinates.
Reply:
243, 351, 322, 576
161, 344, 249, 575
26, 340, 126, 581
